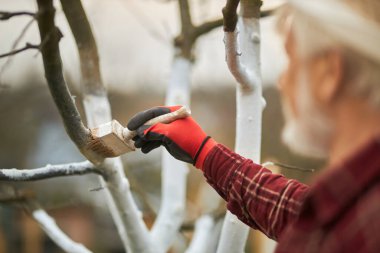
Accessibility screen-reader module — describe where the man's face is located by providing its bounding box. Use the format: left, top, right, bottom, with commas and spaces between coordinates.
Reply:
278, 31, 333, 159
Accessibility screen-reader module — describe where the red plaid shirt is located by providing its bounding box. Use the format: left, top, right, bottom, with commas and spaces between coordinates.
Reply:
202, 138, 380, 253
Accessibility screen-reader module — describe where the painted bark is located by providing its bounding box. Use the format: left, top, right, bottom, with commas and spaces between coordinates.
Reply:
217, 0, 275, 252
32, 209, 92, 253
60, 0, 154, 252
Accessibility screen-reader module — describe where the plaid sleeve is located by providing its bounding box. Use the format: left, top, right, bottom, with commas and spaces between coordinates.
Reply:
203, 144, 310, 240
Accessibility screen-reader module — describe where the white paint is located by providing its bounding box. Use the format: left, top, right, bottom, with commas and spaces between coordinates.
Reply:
83, 95, 155, 253
185, 215, 215, 253
150, 56, 190, 252
0, 161, 93, 180
32, 209, 92, 253
217, 11, 276, 253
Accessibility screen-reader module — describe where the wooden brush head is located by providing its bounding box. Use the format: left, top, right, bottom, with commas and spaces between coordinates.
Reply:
89, 120, 135, 157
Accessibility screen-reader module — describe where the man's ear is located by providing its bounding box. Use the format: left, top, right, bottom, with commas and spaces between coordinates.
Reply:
310, 50, 344, 105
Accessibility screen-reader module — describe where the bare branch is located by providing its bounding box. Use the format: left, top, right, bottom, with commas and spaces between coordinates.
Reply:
0, 18, 35, 80
0, 42, 39, 58
176, 0, 195, 59
222, 0, 270, 32
0, 161, 103, 182
193, 19, 223, 39
261, 8, 275, 18
262, 161, 315, 173
60, 0, 105, 95
222, 0, 240, 32
175, 1, 223, 59
35, 0, 103, 164
178, 0, 194, 33
0, 11, 35, 20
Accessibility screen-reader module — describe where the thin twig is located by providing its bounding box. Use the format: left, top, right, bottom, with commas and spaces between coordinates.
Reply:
0, 43, 39, 58
262, 161, 315, 173
193, 18, 223, 39
0, 11, 35, 20
0, 18, 35, 80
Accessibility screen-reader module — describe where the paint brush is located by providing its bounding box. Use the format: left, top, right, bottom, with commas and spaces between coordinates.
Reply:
88, 106, 191, 159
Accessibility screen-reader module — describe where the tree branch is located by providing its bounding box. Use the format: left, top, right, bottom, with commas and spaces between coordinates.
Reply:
178, 0, 193, 33
60, 0, 105, 95
222, 0, 263, 91
224, 31, 255, 91
193, 19, 223, 40
260, 8, 275, 18
0, 43, 39, 58
222, 0, 240, 32
0, 18, 35, 81
0, 161, 103, 181
222, 0, 271, 32
35, 0, 103, 164
219, 0, 267, 251
32, 208, 92, 253
0, 11, 35, 20
0, 187, 91, 252
60, 1, 154, 252
176, 0, 195, 59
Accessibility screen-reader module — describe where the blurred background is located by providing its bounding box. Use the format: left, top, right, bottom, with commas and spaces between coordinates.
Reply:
0, 0, 325, 252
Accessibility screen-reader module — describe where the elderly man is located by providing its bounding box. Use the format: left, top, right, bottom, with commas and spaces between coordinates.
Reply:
127, 0, 380, 252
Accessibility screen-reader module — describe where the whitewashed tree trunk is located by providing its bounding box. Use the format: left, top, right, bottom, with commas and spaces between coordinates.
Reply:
150, 56, 190, 252
217, 1, 276, 252
185, 215, 214, 253
60, 0, 155, 251
83, 96, 155, 253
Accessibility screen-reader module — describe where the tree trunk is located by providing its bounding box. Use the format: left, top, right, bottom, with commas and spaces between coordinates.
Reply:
60, 1, 154, 252
217, 0, 276, 252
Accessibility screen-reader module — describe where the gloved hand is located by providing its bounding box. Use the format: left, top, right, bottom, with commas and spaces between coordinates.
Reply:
127, 105, 217, 169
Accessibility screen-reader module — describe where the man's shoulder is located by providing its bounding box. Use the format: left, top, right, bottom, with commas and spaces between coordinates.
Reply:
356, 181, 380, 218
342, 181, 380, 252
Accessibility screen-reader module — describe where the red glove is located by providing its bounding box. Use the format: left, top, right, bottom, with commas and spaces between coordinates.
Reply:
127, 106, 217, 169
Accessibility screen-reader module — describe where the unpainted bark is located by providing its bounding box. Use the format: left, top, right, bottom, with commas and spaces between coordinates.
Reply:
35, 0, 103, 164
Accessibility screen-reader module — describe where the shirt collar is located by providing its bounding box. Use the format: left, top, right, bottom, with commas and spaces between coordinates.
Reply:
303, 137, 380, 226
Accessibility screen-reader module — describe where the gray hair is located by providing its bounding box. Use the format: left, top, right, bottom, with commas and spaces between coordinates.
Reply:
277, 0, 380, 107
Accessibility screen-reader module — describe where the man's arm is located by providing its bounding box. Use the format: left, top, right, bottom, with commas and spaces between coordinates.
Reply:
203, 144, 309, 240
127, 105, 310, 240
